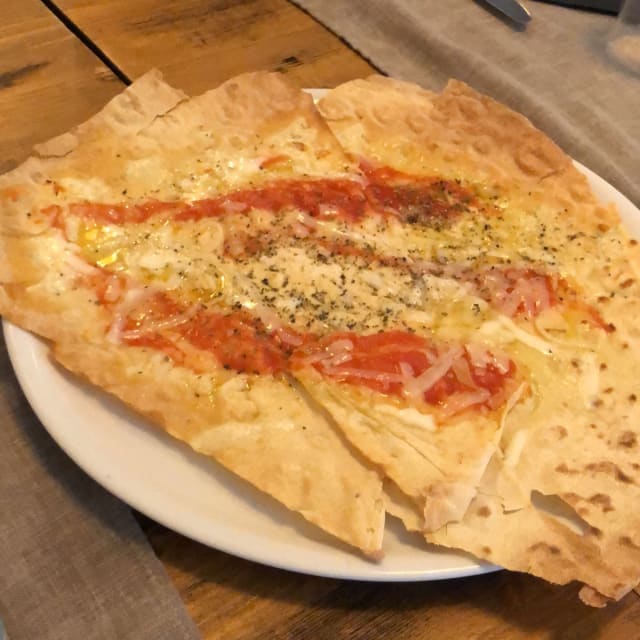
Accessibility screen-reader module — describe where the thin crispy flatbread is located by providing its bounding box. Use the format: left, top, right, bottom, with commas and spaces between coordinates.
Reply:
1, 70, 639, 603
0, 71, 385, 555
319, 76, 640, 602
294, 370, 507, 531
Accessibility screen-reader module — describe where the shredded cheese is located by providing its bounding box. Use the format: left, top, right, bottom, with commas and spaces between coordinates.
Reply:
479, 317, 554, 355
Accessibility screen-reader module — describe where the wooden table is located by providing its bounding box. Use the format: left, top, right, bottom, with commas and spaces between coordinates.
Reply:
2, 1, 639, 638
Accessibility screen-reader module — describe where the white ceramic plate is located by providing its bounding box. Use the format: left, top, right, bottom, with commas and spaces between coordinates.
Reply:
4, 163, 638, 582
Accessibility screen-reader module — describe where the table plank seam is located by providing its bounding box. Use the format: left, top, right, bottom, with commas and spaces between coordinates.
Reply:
39, 0, 131, 85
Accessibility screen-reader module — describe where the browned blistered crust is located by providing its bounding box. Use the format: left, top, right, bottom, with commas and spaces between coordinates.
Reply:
320, 76, 640, 605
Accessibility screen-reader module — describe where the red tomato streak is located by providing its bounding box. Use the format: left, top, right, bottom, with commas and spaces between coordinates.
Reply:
48, 165, 476, 227
125, 333, 187, 367
178, 311, 292, 374
51, 161, 610, 410
95, 278, 515, 412
290, 331, 513, 404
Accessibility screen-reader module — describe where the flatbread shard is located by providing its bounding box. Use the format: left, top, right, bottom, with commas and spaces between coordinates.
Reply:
319, 76, 640, 603
0, 70, 385, 556
425, 454, 640, 606
293, 370, 507, 532
318, 75, 617, 224
0, 70, 188, 339
53, 340, 385, 555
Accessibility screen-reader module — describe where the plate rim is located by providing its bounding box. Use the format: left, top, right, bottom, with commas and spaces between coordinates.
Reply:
2, 320, 500, 581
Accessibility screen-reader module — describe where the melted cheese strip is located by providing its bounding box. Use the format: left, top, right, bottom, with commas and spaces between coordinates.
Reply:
210, 245, 432, 334
479, 317, 554, 355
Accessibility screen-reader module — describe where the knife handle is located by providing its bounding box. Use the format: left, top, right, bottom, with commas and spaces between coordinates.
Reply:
533, 0, 623, 13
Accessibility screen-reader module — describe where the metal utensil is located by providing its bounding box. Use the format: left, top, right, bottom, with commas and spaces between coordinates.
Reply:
535, 0, 623, 13
483, 0, 533, 24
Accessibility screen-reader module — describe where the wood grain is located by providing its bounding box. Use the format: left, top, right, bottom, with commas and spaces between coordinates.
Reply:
0, 0, 123, 173
138, 516, 640, 640
52, 0, 377, 94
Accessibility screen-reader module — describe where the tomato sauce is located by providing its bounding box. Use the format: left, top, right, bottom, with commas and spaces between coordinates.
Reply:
51, 163, 609, 414
124, 332, 187, 367
361, 164, 479, 226
290, 331, 513, 405
177, 311, 292, 374
102, 280, 514, 414
465, 265, 612, 329
468, 266, 558, 319
47, 164, 477, 228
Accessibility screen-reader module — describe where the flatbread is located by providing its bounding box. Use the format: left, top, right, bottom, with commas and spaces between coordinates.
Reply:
319, 76, 640, 603
293, 370, 512, 531
0, 71, 385, 556
1, 70, 638, 603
